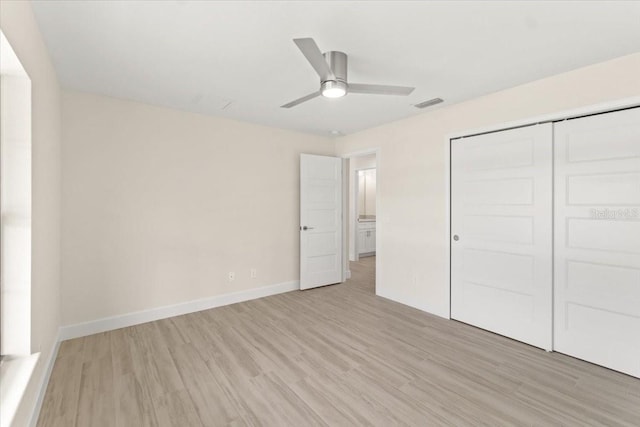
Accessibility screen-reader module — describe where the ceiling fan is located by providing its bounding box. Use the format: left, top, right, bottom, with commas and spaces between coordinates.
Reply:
281, 38, 415, 108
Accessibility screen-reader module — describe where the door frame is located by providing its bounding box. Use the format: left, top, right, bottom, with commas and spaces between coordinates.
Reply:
444, 96, 640, 320
340, 148, 380, 285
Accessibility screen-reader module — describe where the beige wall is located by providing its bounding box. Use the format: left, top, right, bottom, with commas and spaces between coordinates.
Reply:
335, 53, 640, 318
0, 0, 62, 425
61, 91, 333, 326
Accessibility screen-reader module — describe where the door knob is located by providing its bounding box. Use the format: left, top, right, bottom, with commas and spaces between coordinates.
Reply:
453, 235, 459, 241
302, 226, 314, 230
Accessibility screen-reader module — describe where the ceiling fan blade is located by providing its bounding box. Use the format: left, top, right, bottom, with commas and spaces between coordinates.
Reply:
348, 83, 415, 96
280, 91, 321, 108
293, 38, 335, 81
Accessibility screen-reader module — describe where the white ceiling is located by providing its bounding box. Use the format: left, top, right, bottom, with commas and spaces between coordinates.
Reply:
32, 1, 640, 136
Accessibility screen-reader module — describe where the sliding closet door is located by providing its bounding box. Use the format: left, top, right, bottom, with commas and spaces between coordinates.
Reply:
554, 107, 640, 378
451, 124, 553, 350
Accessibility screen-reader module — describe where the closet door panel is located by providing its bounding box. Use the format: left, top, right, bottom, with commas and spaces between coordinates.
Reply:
554, 107, 640, 378
451, 123, 553, 350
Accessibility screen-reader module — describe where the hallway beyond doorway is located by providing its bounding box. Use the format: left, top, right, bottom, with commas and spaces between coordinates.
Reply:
346, 256, 375, 295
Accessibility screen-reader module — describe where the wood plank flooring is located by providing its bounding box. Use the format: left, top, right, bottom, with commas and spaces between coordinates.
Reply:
38, 257, 640, 426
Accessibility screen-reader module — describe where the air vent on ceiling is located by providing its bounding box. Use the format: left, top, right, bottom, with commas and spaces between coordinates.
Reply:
414, 97, 444, 109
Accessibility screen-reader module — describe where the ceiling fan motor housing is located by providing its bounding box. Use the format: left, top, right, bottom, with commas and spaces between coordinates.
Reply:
323, 51, 348, 84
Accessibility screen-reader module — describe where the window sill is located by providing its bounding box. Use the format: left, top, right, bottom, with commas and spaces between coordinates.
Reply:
0, 353, 40, 427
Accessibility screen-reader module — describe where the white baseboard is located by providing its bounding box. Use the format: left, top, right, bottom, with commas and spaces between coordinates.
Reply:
59, 280, 299, 341
28, 330, 61, 427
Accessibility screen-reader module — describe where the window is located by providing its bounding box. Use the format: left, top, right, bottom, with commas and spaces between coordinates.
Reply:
0, 30, 32, 358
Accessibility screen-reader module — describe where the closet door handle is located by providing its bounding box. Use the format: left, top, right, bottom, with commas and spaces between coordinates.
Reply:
453, 234, 459, 241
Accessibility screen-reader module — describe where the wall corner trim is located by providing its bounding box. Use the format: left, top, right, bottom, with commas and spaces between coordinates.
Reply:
58, 280, 300, 341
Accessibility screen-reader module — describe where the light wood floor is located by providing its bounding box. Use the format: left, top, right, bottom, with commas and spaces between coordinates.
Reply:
38, 256, 640, 426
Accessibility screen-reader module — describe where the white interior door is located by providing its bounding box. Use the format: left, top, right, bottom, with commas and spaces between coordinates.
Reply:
451, 124, 553, 350
554, 107, 640, 378
300, 154, 343, 290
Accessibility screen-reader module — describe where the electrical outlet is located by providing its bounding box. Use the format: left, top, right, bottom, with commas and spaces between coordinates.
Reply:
228, 271, 235, 281
250, 268, 257, 279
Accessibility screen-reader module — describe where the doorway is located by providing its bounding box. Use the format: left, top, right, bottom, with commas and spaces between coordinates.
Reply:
355, 168, 376, 259
344, 150, 378, 294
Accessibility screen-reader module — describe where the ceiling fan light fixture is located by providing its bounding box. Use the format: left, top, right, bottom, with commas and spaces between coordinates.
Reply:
321, 80, 347, 98
281, 38, 415, 108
